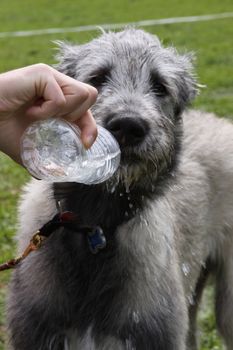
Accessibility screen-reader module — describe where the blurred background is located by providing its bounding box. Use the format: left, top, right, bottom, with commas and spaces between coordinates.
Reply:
0, 0, 232, 349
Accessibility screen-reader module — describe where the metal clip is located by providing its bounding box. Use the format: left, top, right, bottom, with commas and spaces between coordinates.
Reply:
31, 231, 45, 249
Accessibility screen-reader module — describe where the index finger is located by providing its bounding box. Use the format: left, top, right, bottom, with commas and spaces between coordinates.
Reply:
54, 71, 98, 118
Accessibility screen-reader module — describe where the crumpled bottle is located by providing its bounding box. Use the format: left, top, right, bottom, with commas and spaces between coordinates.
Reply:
21, 119, 121, 184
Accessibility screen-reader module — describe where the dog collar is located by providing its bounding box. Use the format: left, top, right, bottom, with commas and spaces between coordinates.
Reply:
0, 209, 106, 272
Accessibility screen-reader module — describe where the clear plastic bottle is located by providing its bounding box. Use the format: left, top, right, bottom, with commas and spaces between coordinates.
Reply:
20, 119, 121, 184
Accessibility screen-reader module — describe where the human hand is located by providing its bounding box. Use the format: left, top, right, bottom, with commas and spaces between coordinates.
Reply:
0, 63, 98, 164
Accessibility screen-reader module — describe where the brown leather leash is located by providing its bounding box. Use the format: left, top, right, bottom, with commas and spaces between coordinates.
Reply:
0, 210, 106, 272
0, 231, 45, 271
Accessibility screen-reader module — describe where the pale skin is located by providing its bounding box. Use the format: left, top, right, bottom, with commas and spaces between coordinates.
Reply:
0, 63, 98, 164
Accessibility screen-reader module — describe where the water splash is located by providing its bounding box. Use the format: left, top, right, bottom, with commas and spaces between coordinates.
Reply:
170, 185, 184, 192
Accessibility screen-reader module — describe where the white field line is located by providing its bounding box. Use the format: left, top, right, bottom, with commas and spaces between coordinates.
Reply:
0, 12, 233, 38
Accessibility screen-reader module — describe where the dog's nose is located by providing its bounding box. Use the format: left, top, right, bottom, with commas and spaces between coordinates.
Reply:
105, 116, 149, 147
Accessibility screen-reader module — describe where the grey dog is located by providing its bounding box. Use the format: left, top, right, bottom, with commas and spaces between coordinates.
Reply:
7, 29, 233, 350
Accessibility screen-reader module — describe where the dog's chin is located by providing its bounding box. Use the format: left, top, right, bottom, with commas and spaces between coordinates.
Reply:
105, 145, 176, 194
106, 151, 159, 192
120, 151, 144, 166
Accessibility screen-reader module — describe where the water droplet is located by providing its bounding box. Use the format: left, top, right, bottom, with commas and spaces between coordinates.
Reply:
132, 311, 140, 324
129, 203, 133, 209
181, 263, 190, 276
124, 181, 130, 193
151, 185, 155, 192
187, 294, 195, 305
140, 214, 149, 227
125, 335, 135, 350
110, 183, 117, 193
201, 261, 206, 269
189, 285, 194, 293
119, 192, 123, 197
125, 211, 129, 217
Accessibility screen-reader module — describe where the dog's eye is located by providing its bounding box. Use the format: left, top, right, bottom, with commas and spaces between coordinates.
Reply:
88, 71, 109, 90
150, 75, 168, 97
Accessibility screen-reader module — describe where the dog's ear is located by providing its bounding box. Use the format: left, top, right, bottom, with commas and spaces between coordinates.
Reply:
54, 41, 80, 78
175, 52, 198, 107
156, 47, 199, 115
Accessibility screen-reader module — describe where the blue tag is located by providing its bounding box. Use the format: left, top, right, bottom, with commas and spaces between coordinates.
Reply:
87, 227, 106, 254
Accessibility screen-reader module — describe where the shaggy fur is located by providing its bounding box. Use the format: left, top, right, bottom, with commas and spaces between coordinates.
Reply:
7, 29, 233, 350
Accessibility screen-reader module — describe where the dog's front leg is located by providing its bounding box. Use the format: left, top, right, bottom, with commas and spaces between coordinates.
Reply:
113, 206, 188, 350
7, 235, 71, 350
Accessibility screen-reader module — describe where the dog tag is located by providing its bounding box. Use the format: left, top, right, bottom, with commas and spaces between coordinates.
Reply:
87, 227, 106, 254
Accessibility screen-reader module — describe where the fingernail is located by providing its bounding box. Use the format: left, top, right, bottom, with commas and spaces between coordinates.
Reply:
83, 134, 96, 149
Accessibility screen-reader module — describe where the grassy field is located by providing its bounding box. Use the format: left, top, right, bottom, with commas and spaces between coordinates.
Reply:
0, 0, 233, 349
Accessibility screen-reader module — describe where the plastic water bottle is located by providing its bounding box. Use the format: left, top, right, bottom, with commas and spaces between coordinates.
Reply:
20, 119, 121, 184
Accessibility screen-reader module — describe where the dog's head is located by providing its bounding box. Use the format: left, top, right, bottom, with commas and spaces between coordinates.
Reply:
56, 29, 197, 191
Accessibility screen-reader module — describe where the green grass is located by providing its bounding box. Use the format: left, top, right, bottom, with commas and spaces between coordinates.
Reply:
0, 0, 233, 349
0, 154, 29, 349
